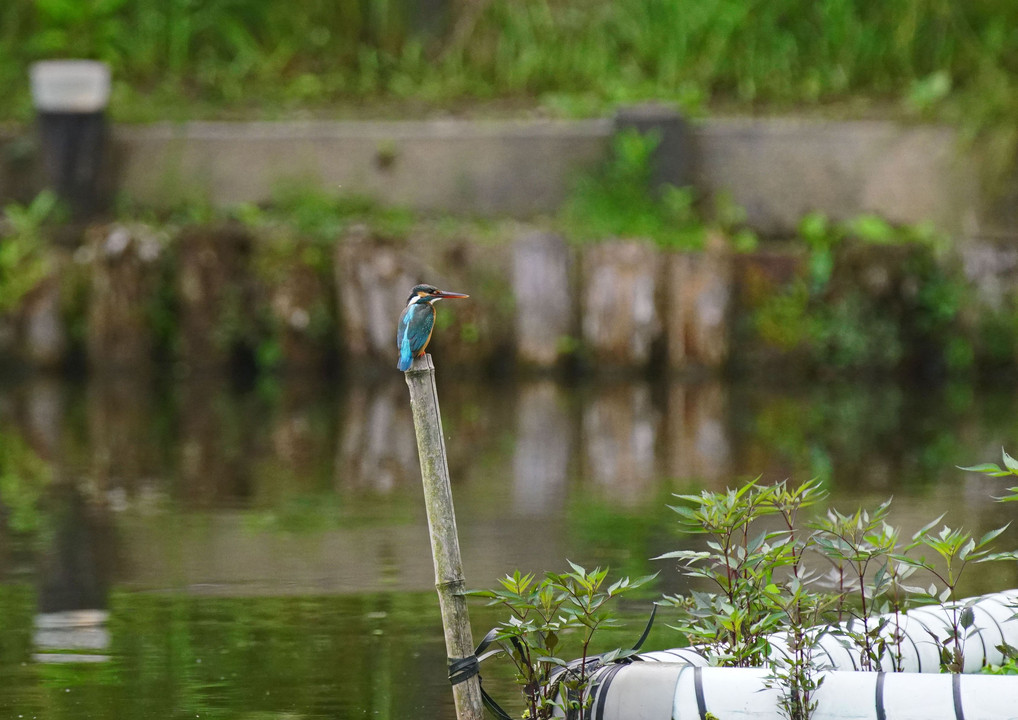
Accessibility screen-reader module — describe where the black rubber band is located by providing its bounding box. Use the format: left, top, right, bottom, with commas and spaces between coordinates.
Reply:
899, 618, 921, 673
907, 611, 937, 672
448, 655, 480, 685
953, 673, 966, 720
693, 665, 707, 720
590, 663, 627, 720
875, 671, 886, 720
632, 604, 658, 652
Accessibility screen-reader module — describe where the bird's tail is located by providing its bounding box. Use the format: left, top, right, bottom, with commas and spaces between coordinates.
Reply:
397, 354, 413, 372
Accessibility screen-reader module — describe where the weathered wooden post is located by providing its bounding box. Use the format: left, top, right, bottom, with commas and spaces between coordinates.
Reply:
404, 353, 485, 720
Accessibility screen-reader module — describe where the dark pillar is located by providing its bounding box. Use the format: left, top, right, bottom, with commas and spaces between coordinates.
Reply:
614, 104, 695, 191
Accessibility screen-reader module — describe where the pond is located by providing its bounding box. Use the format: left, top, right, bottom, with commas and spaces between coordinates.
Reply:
0, 373, 1016, 719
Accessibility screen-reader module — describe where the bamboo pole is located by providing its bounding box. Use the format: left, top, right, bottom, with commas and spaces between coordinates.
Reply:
404, 353, 485, 720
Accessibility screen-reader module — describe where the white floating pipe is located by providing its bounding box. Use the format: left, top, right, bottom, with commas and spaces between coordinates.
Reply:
639, 589, 1018, 673
587, 664, 1018, 720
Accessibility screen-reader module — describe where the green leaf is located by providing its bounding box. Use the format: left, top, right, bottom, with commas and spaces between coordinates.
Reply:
912, 513, 946, 541
1004, 450, 1018, 473
566, 559, 587, 577
535, 656, 568, 667
958, 463, 1004, 474
652, 550, 710, 562
976, 524, 1010, 548
847, 214, 895, 244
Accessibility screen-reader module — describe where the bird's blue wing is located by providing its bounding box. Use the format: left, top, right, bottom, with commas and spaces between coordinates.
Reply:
396, 303, 435, 371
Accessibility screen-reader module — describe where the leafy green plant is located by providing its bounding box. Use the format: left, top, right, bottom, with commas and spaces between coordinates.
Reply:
658, 476, 1018, 718
657, 479, 831, 720
904, 521, 1013, 672
559, 129, 704, 249
983, 643, 1018, 675
749, 211, 970, 374
657, 480, 795, 666
469, 564, 655, 720
0, 190, 62, 314
30, 0, 128, 62
763, 482, 838, 720
811, 501, 913, 671
961, 448, 1018, 502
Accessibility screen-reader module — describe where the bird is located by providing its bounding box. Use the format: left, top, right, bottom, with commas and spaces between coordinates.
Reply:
396, 284, 469, 371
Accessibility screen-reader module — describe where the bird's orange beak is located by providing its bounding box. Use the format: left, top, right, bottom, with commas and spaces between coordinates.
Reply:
434, 289, 469, 299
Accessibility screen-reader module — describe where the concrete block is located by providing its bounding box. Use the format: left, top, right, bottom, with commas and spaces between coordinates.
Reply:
251, 229, 335, 372
513, 230, 574, 367
580, 240, 662, 369
112, 119, 610, 216
175, 224, 256, 372
85, 223, 164, 372
22, 273, 67, 369
695, 119, 979, 236
334, 226, 423, 364
665, 242, 732, 369
614, 104, 695, 190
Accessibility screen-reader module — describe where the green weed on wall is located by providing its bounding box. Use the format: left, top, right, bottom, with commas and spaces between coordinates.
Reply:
741, 212, 979, 377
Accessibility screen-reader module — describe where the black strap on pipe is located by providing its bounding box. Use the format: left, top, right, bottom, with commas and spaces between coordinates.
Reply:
693, 665, 707, 720
590, 663, 626, 720
875, 671, 886, 720
953, 673, 966, 720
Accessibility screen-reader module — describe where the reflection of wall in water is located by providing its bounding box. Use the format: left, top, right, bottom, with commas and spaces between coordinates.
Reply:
512, 382, 570, 515
662, 381, 731, 486
88, 377, 162, 497
38, 485, 116, 613
337, 381, 417, 494
582, 383, 660, 504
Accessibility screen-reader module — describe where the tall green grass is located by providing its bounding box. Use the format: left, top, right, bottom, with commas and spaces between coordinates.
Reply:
1, 0, 1016, 133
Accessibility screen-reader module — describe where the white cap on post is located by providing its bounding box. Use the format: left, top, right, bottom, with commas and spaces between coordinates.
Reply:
29, 60, 111, 113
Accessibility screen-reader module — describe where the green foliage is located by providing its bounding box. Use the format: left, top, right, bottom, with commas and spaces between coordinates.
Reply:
659, 479, 831, 720
960, 447, 1018, 502
657, 480, 826, 668
0, 191, 62, 314
658, 477, 1018, 717
560, 129, 701, 249
903, 519, 1016, 672
0, 426, 53, 537
983, 643, 1018, 675
811, 501, 920, 672
236, 186, 415, 246
3, 0, 1018, 158
559, 129, 754, 250
749, 212, 969, 374
29, 0, 129, 62
469, 564, 655, 719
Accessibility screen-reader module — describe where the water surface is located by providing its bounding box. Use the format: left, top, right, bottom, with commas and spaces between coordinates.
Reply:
1, 374, 1016, 718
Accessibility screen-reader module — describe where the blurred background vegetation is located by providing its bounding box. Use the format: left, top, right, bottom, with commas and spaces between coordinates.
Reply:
0, 0, 1016, 138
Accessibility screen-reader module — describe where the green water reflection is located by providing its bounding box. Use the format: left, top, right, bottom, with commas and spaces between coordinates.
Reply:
0, 376, 1017, 719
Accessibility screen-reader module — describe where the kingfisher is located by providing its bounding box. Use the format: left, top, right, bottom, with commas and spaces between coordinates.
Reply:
396, 284, 469, 371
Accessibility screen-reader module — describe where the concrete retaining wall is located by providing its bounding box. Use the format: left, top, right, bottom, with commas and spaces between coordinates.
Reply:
1, 111, 1009, 237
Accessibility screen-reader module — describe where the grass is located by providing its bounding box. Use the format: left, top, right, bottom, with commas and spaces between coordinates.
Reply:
1, 0, 1016, 145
